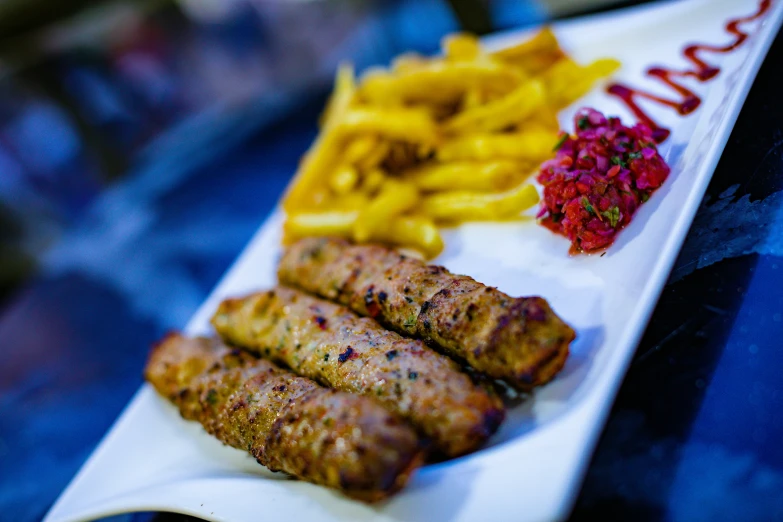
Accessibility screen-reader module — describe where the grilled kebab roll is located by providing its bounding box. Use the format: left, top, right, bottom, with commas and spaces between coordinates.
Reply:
145, 333, 423, 502
211, 286, 504, 457
278, 237, 576, 390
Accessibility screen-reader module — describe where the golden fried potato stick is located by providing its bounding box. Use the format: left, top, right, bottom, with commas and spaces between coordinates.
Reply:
283, 210, 443, 259
525, 105, 561, 132
343, 135, 379, 165
284, 210, 358, 242
359, 61, 525, 105
421, 180, 539, 222
461, 87, 485, 111
329, 164, 359, 195
443, 79, 545, 134
339, 107, 439, 146
320, 63, 356, 129
361, 168, 387, 195
437, 130, 557, 163
391, 53, 428, 73
284, 107, 435, 211
374, 215, 444, 259
353, 179, 420, 242
404, 161, 525, 192
492, 27, 565, 75
328, 192, 371, 210
541, 57, 620, 109
283, 131, 342, 212
356, 141, 390, 171
442, 33, 481, 61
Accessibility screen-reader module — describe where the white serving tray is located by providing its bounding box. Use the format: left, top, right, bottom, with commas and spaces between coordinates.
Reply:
44, 1, 783, 521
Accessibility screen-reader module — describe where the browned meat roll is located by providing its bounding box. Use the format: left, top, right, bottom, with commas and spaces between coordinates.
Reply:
211, 286, 504, 457
277, 237, 576, 390
145, 333, 423, 502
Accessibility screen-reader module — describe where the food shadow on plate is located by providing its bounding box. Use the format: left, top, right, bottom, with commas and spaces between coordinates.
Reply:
482, 323, 604, 449
299, 462, 478, 522
601, 140, 691, 257
149, 393, 286, 483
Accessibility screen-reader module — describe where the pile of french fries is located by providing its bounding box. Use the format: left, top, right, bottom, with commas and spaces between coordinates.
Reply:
282, 29, 619, 258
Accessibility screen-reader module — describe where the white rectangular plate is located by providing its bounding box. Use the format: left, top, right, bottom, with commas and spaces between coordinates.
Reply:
45, 1, 783, 521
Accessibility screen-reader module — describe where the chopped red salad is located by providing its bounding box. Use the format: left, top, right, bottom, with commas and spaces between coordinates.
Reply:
537, 108, 671, 252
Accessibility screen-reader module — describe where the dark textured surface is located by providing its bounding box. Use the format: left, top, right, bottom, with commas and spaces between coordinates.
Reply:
1, 9, 782, 522
573, 24, 783, 521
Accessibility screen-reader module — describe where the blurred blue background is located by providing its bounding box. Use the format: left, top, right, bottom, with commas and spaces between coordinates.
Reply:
0, 0, 635, 301
0, 0, 542, 295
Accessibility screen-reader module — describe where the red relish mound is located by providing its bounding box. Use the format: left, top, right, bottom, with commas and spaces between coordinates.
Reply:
537, 108, 671, 253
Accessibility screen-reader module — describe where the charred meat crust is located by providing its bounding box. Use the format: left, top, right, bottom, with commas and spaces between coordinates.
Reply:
144, 333, 423, 501
277, 237, 576, 390
211, 286, 504, 457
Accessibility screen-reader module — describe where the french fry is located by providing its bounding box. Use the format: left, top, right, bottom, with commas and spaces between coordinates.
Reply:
492, 27, 565, 75
283, 130, 342, 212
325, 192, 370, 211
329, 164, 359, 195
353, 180, 420, 242
359, 61, 525, 105
356, 140, 390, 171
343, 135, 379, 165
320, 63, 356, 129
375, 216, 444, 259
443, 79, 545, 134
392, 53, 428, 73
421, 181, 540, 222
284, 210, 358, 242
462, 87, 485, 111
362, 168, 387, 195
542, 57, 620, 109
437, 130, 557, 163
339, 108, 439, 145
524, 105, 561, 132
285, 64, 357, 211
404, 161, 526, 192
442, 33, 481, 61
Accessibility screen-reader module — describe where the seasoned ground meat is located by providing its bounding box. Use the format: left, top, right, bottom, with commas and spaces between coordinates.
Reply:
211, 286, 504, 457
145, 333, 423, 501
277, 237, 575, 390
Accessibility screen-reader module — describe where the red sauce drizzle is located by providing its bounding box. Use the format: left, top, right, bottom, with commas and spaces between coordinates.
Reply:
606, 0, 772, 143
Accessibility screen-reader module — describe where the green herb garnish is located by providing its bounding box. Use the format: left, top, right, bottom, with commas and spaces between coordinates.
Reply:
628, 151, 643, 160
610, 155, 627, 168
641, 192, 650, 202
601, 206, 620, 227
577, 116, 590, 130
553, 133, 569, 152
403, 314, 417, 327
206, 389, 218, 405
581, 196, 596, 215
